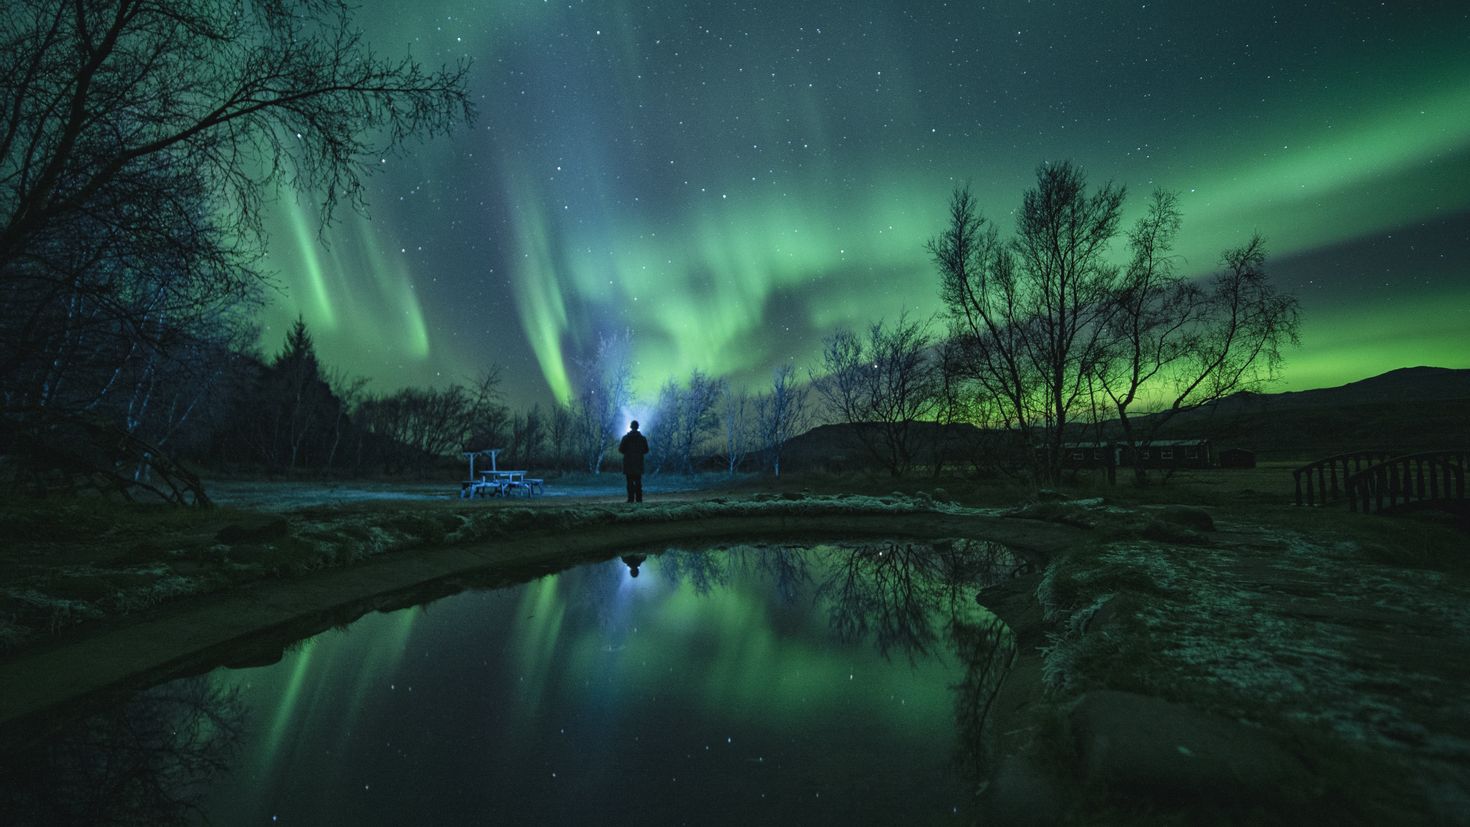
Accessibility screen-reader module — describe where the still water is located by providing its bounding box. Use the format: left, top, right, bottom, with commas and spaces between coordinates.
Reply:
4, 540, 1019, 825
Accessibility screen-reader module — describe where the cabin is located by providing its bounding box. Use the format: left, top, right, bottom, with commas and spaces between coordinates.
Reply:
1056, 439, 1214, 470
1057, 441, 1119, 469
1133, 439, 1213, 469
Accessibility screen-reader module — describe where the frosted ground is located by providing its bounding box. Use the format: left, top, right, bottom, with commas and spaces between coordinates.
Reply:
205, 475, 718, 511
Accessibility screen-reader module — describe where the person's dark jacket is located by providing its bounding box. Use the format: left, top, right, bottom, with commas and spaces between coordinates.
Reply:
619, 429, 649, 474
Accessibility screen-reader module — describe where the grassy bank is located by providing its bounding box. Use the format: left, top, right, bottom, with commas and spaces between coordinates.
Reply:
975, 494, 1470, 824
0, 488, 1025, 655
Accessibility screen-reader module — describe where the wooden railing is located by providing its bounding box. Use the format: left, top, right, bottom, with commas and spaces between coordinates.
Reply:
1293, 450, 1396, 506
1344, 451, 1468, 514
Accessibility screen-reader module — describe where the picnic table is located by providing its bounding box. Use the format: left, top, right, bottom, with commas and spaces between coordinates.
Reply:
460, 450, 544, 498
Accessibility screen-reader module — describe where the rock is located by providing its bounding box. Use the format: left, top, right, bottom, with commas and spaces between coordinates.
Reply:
215, 518, 289, 545
1070, 690, 1312, 807
1036, 489, 1068, 502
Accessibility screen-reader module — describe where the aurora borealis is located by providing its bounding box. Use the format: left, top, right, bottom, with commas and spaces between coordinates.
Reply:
258, 1, 1470, 405
197, 546, 994, 823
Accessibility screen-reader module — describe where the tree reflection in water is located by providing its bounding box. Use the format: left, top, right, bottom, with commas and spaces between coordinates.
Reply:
656, 547, 730, 596
950, 610, 1014, 776
743, 544, 814, 606
654, 538, 1020, 779
1, 677, 245, 825
0, 538, 1021, 821
815, 539, 1019, 775
821, 542, 952, 660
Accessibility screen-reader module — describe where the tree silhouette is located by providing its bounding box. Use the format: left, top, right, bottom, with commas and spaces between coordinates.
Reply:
652, 369, 725, 474
0, 0, 471, 498
719, 386, 753, 477
754, 363, 809, 477
815, 312, 940, 477
932, 162, 1299, 484
1094, 196, 1301, 482
571, 330, 634, 473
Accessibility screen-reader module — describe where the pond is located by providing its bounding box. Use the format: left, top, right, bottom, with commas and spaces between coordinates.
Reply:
1, 539, 1024, 825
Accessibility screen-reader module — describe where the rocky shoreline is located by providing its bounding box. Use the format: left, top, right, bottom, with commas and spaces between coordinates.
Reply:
973, 499, 1470, 824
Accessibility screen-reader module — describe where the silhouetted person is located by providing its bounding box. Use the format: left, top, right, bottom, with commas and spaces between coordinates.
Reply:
621, 554, 646, 577
618, 420, 649, 503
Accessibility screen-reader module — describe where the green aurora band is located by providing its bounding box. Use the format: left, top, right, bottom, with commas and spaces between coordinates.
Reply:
255, 1, 1470, 404
205, 548, 981, 807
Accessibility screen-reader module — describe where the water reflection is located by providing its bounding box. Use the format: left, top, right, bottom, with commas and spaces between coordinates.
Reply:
658, 547, 731, 595
810, 540, 1017, 773
1, 539, 1023, 825
620, 554, 646, 577
748, 546, 814, 606
0, 678, 244, 825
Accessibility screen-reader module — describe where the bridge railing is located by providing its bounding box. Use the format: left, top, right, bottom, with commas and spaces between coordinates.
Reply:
1293, 450, 1395, 506
1344, 450, 1468, 514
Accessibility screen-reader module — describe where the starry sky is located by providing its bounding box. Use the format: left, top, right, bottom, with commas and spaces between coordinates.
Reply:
256, 0, 1470, 406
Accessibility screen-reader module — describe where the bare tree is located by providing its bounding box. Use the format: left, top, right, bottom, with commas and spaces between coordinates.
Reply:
547, 402, 573, 472
930, 187, 1041, 474
463, 367, 509, 451
504, 403, 546, 469
928, 336, 973, 477
654, 369, 725, 475
0, 0, 471, 279
719, 386, 752, 477
755, 363, 810, 477
820, 543, 948, 662
814, 313, 940, 477
324, 370, 369, 472
648, 378, 681, 474
1090, 190, 1196, 479
1093, 193, 1300, 482
571, 330, 634, 473
354, 368, 504, 473
935, 167, 1299, 485
0, 0, 471, 498
115, 314, 245, 482
1013, 163, 1123, 482
932, 164, 1126, 483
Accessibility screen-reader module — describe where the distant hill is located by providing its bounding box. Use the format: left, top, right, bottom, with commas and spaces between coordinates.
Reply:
1210, 366, 1470, 412
779, 367, 1470, 470
782, 421, 1010, 474
1136, 366, 1470, 458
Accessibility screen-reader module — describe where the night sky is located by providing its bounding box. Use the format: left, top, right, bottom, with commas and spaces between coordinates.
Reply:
256, 1, 1470, 406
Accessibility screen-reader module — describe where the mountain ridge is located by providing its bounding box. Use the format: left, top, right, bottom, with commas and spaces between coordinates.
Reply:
781, 366, 1469, 467
1219, 366, 1470, 411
